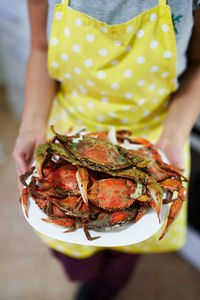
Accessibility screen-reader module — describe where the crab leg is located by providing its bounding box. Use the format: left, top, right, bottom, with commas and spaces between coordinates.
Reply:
160, 178, 182, 192
19, 166, 35, 187
21, 188, 29, 217
134, 203, 151, 223
34, 143, 50, 178
159, 186, 187, 240
76, 167, 89, 205
42, 217, 74, 228
82, 218, 100, 241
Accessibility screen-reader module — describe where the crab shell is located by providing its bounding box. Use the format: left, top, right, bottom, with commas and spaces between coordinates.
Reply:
43, 163, 79, 192
56, 135, 133, 171
89, 178, 137, 211
86, 208, 137, 230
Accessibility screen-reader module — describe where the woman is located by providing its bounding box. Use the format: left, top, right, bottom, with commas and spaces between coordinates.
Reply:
13, 1, 200, 299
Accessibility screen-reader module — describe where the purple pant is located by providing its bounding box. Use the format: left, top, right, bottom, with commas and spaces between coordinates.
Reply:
51, 249, 140, 299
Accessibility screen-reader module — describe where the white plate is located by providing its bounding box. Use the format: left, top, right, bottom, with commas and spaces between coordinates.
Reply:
21, 148, 170, 247
22, 198, 170, 247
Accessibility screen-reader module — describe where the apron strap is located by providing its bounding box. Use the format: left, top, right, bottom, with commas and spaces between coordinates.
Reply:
159, 0, 167, 5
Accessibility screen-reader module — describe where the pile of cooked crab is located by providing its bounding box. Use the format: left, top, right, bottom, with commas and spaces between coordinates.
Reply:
20, 126, 188, 241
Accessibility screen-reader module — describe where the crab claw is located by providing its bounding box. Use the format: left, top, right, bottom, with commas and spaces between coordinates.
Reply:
147, 182, 163, 223
76, 167, 89, 205
22, 188, 29, 218
159, 186, 187, 240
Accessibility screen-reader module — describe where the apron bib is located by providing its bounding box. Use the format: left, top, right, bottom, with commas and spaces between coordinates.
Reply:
37, 0, 189, 257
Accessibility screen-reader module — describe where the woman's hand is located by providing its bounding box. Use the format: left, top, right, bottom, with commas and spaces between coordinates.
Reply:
12, 128, 46, 192
155, 138, 185, 169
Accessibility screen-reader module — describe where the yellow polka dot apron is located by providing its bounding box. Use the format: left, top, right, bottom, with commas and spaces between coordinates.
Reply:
37, 0, 190, 257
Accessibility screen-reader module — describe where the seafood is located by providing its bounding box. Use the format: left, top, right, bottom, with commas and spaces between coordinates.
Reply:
20, 126, 188, 241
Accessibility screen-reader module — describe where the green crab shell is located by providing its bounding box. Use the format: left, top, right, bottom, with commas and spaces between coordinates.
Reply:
63, 136, 132, 171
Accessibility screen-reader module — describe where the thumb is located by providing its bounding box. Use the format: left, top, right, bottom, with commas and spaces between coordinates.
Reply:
156, 139, 185, 169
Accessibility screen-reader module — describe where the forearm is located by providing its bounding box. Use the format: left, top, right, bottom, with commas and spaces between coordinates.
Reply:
160, 62, 200, 147
20, 48, 56, 133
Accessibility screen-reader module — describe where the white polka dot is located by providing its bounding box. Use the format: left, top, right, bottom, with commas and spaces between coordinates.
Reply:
125, 92, 133, 99
99, 48, 107, 56
64, 73, 72, 79
138, 98, 146, 105
150, 13, 157, 21
162, 24, 169, 32
58, 78, 63, 82
137, 79, 145, 86
61, 110, 68, 120
101, 97, 109, 103
73, 250, 82, 256
137, 56, 145, 64
150, 40, 158, 49
76, 118, 83, 124
52, 61, 59, 68
152, 98, 158, 103
100, 91, 107, 95
154, 115, 159, 120
55, 11, 63, 19
97, 125, 103, 131
108, 112, 116, 118
162, 72, 169, 78
123, 106, 131, 111
61, 53, 68, 61
97, 71, 106, 79
51, 38, 58, 46
72, 90, 78, 97
84, 59, 93, 67
159, 88, 165, 95
126, 46, 131, 52
111, 60, 118, 66
86, 80, 94, 86
136, 29, 144, 38
120, 118, 128, 124
77, 106, 84, 112
132, 107, 138, 112
86, 34, 95, 42
143, 110, 150, 117
72, 44, 81, 52
55, 244, 65, 251
114, 40, 121, 46
74, 67, 81, 74
75, 18, 82, 26
68, 107, 75, 113
64, 28, 70, 36
64, 93, 68, 99
127, 25, 133, 33
124, 70, 132, 78
78, 84, 84, 89
88, 102, 95, 109
164, 51, 172, 58
111, 83, 119, 89
150, 66, 159, 72
149, 84, 156, 91
97, 115, 104, 122
80, 88, 88, 94
100, 26, 107, 33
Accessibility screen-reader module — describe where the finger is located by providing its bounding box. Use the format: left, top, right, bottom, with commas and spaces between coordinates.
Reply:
13, 153, 29, 177
18, 180, 24, 196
